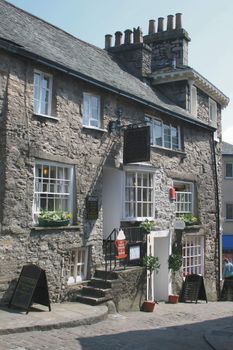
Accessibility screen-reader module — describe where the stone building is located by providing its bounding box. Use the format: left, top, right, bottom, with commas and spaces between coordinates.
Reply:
222, 142, 233, 261
0, 1, 229, 306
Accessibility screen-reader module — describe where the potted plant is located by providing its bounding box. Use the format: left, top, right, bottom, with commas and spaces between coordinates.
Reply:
139, 219, 156, 233
38, 210, 71, 227
168, 252, 183, 303
180, 213, 198, 226
142, 254, 160, 312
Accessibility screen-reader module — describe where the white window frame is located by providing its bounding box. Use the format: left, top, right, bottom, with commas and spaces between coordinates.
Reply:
191, 85, 197, 116
83, 92, 101, 128
174, 180, 194, 215
226, 203, 233, 221
145, 116, 181, 151
67, 247, 88, 284
33, 160, 73, 222
33, 70, 53, 116
123, 169, 154, 221
225, 162, 233, 179
209, 98, 217, 124
182, 234, 204, 276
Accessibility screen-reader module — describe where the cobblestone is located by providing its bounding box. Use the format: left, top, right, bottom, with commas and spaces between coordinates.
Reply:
0, 302, 232, 350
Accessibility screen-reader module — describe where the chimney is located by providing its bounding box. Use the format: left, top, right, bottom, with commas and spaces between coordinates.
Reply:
133, 27, 143, 44
167, 15, 174, 31
124, 29, 133, 45
105, 34, 112, 49
175, 13, 182, 29
148, 20, 156, 35
115, 31, 123, 46
157, 17, 164, 32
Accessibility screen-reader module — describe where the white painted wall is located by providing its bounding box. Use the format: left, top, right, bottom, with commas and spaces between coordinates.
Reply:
103, 167, 123, 239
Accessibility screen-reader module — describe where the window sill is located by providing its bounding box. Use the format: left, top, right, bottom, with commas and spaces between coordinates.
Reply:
224, 177, 233, 180
121, 218, 154, 222
34, 113, 59, 121
183, 224, 202, 230
82, 125, 107, 132
32, 225, 81, 232
225, 219, 233, 222
150, 145, 186, 156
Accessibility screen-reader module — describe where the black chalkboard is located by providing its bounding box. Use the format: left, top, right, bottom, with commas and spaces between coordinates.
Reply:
123, 126, 150, 164
180, 274, 207, 303
86, 196, 98, 220
9, 265, 51, 314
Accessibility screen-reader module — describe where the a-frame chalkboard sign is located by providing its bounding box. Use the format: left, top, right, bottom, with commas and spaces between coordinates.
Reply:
8, 264, 51, 314
180, 274, 208, 303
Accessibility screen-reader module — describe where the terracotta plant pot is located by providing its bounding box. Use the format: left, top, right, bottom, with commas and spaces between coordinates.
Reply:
168, 294, 179, 304
142, 300, 155, 312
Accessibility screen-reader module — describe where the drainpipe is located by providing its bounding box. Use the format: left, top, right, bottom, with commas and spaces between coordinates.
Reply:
210, 131, 221, 299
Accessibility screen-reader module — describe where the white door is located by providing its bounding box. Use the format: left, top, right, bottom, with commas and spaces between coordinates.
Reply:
147, 230, 171, 301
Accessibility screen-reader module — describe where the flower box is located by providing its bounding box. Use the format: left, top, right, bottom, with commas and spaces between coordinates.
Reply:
38, 218, 69, 227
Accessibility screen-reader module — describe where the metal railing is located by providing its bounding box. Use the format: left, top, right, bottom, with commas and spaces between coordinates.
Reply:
104, 226, 146, 279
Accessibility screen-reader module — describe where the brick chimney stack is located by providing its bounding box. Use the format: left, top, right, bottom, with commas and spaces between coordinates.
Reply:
124, 29, 133, 45
115, 31, 123, 46
167, 15, 174, 31
148, 20, 156, 35
105, 34, 112, 49
175, 13, 182, 29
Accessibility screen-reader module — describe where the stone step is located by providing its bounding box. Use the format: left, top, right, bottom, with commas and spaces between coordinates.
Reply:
76, 294, 112, 306
81, 286, 112, 298
94, 269, 119, 280
88, 278, 113, 289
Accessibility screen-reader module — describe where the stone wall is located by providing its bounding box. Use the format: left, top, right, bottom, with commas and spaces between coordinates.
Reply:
0, 48, 221, 303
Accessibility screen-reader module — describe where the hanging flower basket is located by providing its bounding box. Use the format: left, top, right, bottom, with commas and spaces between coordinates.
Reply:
37, 211, 71, 227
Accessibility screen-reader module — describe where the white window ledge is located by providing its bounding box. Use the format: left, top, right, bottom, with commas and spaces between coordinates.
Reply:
34, 113, 59, 121
150, 144, 186, 156
82, 125, 107, 132
121, 217, 154, 222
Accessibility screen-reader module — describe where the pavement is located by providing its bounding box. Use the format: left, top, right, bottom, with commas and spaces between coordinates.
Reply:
0, 301, 232, 350
0, 302, 108, 335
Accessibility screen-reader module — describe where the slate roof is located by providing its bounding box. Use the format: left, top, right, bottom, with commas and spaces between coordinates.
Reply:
222, 142, 233, 155
0, 1, 217, 128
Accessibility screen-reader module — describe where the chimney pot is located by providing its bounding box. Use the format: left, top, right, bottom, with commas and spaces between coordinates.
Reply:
105, 34, 112, 49
115, 31, 123, 46
124, 29, 133, 45
175, 13, 182, 29
133, 27, 143, 44
148, 19, 156, 35
167, 15, 174, 31
157, 17, 164, 32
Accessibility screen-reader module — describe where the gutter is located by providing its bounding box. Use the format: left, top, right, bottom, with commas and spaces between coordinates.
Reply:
210, 132, 221, 299
0, 38, 215, 132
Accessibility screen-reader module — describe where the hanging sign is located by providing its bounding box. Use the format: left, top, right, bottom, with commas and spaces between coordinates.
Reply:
86, 196, 98, 220
8, 264, 51, 314
123, 126, 150, 164
115, 229, 127, 259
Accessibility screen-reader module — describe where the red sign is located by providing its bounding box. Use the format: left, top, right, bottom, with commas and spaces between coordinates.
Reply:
115, 239, 127, 259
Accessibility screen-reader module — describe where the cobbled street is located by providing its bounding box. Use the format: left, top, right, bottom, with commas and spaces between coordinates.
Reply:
0, 302, 232, 350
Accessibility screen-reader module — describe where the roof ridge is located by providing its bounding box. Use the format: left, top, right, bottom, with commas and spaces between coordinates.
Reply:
3, 0, 105, 53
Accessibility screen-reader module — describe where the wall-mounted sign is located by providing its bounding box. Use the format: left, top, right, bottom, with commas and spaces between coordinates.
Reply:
123, 126, 150, 164
8, 264, 51, 314
86, 196, 98, 220
128, 243, 142, 266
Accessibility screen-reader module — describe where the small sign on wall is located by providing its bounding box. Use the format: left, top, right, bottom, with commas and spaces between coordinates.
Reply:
86, 196, 98, 220
128, 243, 142, 266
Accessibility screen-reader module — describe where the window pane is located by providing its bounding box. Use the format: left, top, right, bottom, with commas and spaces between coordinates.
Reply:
163, 123, 171, 148
226, 163, 233, 177
226, 204, 233, 220
171, 126, 179, 150
154, 120, 162, 146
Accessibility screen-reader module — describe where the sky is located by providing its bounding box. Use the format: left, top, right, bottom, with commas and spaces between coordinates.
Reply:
7, 0, 233, 143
